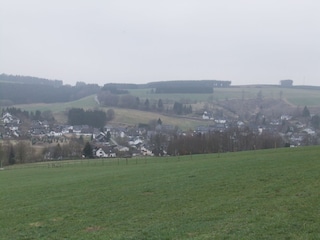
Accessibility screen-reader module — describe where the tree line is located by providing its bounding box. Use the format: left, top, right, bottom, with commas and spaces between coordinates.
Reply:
68, 108, 110, 128
3, 107, 55, 122
0, 73, 63, 87
97, 92, 193, 115
166, 128, 284, 156
155, 86, 213, 94
0, 82, 100, 105
0, 137, 86, 166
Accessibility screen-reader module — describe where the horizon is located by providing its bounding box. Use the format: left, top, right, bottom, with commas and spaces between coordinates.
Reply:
1, 1, 319, 87
2, 72, 319, 88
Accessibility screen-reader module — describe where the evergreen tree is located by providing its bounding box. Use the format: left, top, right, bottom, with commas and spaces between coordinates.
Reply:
83, 142, 93, 158
157, 99, 164, 111
173, 102, 183, 115
303, 106, 310, 117
106, 131, 111, 142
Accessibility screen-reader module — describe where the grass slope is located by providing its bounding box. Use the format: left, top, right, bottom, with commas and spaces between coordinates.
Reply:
1, 146, 320, 239
13, 95, 99, 113
109, 107, 206, 130
129, 86, 320, 106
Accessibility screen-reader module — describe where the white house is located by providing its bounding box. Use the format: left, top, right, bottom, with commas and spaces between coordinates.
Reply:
141, 146, 154, 156
95, 148, 116, 158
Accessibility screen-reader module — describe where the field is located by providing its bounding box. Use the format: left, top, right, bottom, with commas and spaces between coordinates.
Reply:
1, 146, 320, 239
129, 86, 320, 106
10, 85, 320, 129
13, 95, 99, 114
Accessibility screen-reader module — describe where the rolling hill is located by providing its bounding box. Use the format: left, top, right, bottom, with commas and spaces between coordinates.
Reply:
1, 146, 320, 239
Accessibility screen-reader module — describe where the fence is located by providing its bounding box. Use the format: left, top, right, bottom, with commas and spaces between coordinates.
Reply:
1, 155, 196, 170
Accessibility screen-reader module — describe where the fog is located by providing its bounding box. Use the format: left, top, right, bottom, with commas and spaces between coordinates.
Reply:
1, 0, 319, 86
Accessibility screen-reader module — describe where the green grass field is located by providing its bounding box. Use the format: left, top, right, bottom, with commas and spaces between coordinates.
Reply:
129, 86, 320, 106
13, 95, 99, 113
1, 146, 320, 239
108, 107, 206, 130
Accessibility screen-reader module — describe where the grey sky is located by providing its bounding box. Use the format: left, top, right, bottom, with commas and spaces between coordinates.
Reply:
1, 0, 319, 86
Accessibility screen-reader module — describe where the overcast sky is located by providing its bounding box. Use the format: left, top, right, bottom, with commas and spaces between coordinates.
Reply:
1, 0, 319, 86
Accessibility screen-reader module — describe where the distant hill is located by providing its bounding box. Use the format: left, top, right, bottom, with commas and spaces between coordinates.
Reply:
147, 80, 231, 88
103, 80, 231, 94
0, 74, 100, 105
0, 73, 63, 87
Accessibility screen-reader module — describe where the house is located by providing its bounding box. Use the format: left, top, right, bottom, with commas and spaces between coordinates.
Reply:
29, 120, 50, 136
202, 111, 214, 120
2, 112, 13, 124
141, 146, 154, 156
2, 112, 20, 125
128, 137, 143, 147
95, 132, 110, 143
94, 147, 116, 158
202, 111, 210, 120
281, 115, 292, 121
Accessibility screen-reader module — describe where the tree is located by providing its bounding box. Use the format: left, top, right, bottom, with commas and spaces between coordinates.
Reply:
34, 110, 42, 120
83, 142, 93, 158
8, 145, 15, 165
173, 102, 183, 115
106, 131, 111, 142
68, 108, 106, 128
53, 143, 62, 159
151, 133, 167, 156
311, 115, 320, 129
15, 141, 28, 164
136, 97, 140, 108
157, 99, 164, 111
0, 143, 4, 168
302, 106, 310, 117
65, 137, 83, 159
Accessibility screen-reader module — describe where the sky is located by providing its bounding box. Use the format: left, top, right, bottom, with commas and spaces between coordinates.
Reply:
1, 0, 320, 86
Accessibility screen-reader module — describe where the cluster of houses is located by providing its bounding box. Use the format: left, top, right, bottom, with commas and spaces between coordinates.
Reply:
200, 111, 319, 147
1, 112, 21, 138
1, 110, 319, 159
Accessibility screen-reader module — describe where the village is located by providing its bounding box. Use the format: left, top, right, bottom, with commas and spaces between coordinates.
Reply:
1, 104, 319, 162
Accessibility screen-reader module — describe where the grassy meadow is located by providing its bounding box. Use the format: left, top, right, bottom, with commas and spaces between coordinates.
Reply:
1, 146, 320, 239
129, 86, 320, 107
13, 95, 99, 114
109, 108, 206, 130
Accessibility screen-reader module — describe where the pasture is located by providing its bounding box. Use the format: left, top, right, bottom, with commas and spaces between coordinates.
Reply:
129, 86, 320, 106
13, 95, 99, 114
1, 146, 320, 239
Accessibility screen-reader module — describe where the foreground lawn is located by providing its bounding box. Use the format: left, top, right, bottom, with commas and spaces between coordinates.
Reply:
1, 147, 320, 239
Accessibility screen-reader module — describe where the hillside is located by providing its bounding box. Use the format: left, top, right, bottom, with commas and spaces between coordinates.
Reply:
1, 147, 320, 239
9, 84, 320, 130
0, 74, 100, 105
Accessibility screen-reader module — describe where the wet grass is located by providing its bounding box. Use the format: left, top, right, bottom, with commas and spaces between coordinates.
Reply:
1, 146, 320, 239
